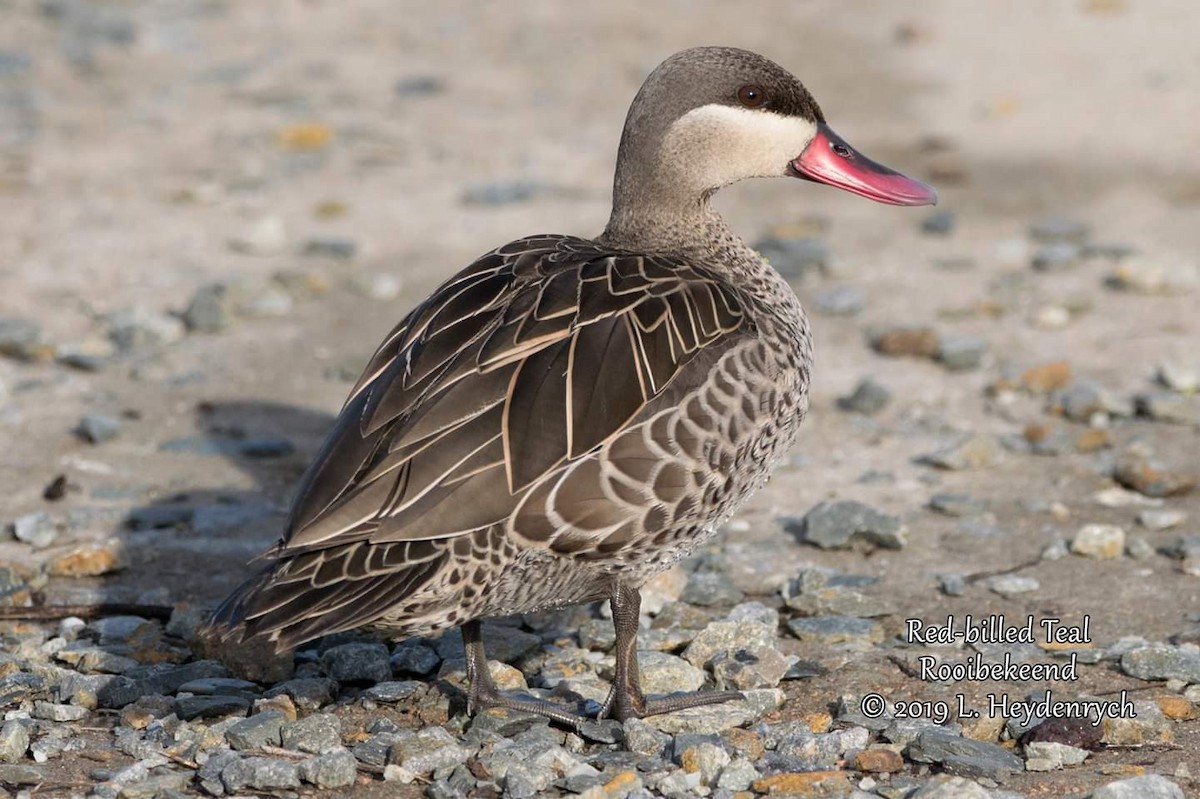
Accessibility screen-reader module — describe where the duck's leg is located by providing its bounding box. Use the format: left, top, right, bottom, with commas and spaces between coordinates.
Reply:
462, 619, 588, 728
598, 581, 745, 722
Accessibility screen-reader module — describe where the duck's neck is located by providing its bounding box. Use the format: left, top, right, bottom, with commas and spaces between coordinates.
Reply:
600, 193, 774, 286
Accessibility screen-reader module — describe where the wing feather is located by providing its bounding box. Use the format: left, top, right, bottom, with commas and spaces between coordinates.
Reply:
212, 234, 750, 646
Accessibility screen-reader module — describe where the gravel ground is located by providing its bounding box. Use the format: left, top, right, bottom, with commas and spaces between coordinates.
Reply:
1, 1, 1198, 797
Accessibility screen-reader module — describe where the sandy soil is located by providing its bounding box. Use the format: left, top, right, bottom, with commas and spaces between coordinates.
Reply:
1, 0, 1198, 795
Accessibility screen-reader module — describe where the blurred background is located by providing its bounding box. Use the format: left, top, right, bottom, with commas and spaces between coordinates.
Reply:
0, 0, 1198, 790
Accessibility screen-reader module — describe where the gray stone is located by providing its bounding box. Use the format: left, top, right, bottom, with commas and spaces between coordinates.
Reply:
674, 740, 729, 785
1136, 392, 1200, 426
910, 775, 993, 799
680, 571, 744, 607
103, 308, 185, 352
461, 180, 562, 206
1032, 242, 1082, 271
182, 284, 234, 332
394, 75, 446, 96
1029, 216, 1090, 244
303, 237, 358, 260
0, 720, 29, 763
1127, 536, 1156, 559
126, 505, 193, 530
91, 615, 159, 646
298, 746, 357, 788
229, 216, 286, 256
0, 764, 43, 785
175, 694, 250, 721
225, 710, 285, 750
32, 701, 87, 721
929, 493, 989, 517
237, 285, 294, 318
1137, 509, 1187, 531
391, 641, 441, 675
388, 726, 473, 774
265, 678, 337, 711
920, 433, 1002, 470
1108, 257, 1199, 295
434, 623, 540, 663
76, 414, 121, 444
361, 680, 423, 703
754, 235, 830, 282
939, 573, 967, 596
1121, 645, 1200, 683
221, 756, 301, 792
321, 638, 391, 681
906, 728, 1024, 779
176, 677, 259, 696
921, 211, 955, 236
683, 620, 773, 668
190, 503, 276, 535
281, 712, 341, 754
621, 718, 670, 758
726, 601, 779, 628
988, 575, 1040, 597
936, 334, 988, 371
812, 285, 864, 316
577, 618, 617, 651
786, 616, 882, 646
837, 378, 891, 415
637, 651, 706, 694
1023, 740, 1089, 771
352, 732, 401, 767
790, 500, 906, 550
0, 317, 45, 360
321, 642, 391, 684
12, 511, 57, 548
137, 659, 227, 694
716, 757, 758, 790
783, 576, 893, 617
643, 689, 782, 735
1091, 774, 1185, 799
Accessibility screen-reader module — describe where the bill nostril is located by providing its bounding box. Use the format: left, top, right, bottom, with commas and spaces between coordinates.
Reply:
832, 143, 851, 158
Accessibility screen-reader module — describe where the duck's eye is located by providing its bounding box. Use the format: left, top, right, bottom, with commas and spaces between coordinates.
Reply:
737, 84, 765, 108
832, 143, 851, 157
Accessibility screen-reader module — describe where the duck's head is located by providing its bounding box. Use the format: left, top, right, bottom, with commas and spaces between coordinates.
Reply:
610, 46, 936, 222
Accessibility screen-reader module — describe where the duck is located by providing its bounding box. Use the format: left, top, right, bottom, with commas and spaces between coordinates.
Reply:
207, 46, 935, 727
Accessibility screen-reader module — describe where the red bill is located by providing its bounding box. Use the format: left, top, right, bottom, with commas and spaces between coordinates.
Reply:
792, 124, 938, 207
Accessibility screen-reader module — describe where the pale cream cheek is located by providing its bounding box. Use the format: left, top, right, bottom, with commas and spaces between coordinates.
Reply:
660, 105, 818, 191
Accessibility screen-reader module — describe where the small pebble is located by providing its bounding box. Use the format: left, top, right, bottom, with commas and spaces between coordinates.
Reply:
789, 500, 907, 551
920, 210, 955, 235
1156, 361, 1199, 393
837, 378, 891, 415
1136, 391, 1200, 426
1108, 257, 1199, 294
812, 285, 864, 316
1029, 216, 1090, 244
928, 493, 989, 517
920, 433, 1002, 470
754, 233, 830, 282
303, 236, 358, 260
988, 575, 1039, 597
1137, 509, 1186, 531
1031, 242, 1082, 272
229, 216, 287, 256
1071, 524, 1126, 559
12, 511, 57, 548
75, 414, 121, 444
182, 284, 235, 332
871, 326, 940, 359
1090, 774, 1185, 799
